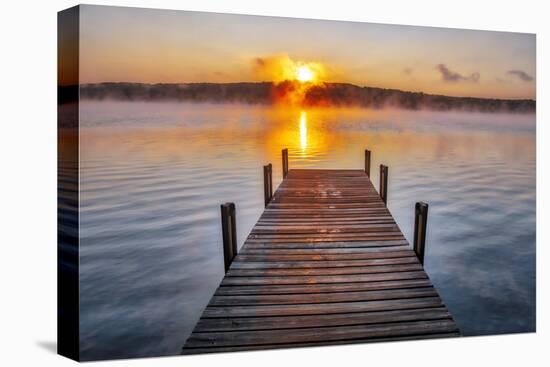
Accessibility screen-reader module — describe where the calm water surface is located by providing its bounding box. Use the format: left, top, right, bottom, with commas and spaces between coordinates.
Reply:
77, 101, 535, 360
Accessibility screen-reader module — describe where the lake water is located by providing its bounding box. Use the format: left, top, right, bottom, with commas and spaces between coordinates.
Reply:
75, 101, 535, 360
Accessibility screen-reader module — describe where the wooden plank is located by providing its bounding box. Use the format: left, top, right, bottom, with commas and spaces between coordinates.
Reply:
258, 218, 396, 223
209, 287, 437, 306
221, 271, 428, 286
201, 297, 444, 318
263, 207, 392, 213
251, 224, 400, 234
242, 240, 409, 249
233, 250, 414, 261
257, 220, 397, 226
193, 307, 452, 332
245, 236, 407, 244
247, 234, 407, 241
230, 256, 419, 269
267, 204, 387, 209
226, 263, 423, 276
181, 332, 460, 354
184, 319, 458, 348
239, 247, 413, 255
215, 279, 434, 295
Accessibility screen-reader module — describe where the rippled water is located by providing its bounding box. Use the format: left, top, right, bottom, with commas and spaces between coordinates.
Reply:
74, 101, 535, 360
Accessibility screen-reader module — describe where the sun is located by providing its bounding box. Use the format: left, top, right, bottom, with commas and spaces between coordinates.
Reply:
296, 65, 315, 83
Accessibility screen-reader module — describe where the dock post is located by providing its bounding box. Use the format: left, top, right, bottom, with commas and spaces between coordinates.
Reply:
414, 202, 429, 265
282, 148, 289, 179
379, 164, 388, 205
220, 202, 237, 272
365, 149, 371, 177
263, 163, 273, 207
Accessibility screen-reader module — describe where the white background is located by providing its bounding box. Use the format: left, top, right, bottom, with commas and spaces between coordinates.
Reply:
0, 0, 547, 365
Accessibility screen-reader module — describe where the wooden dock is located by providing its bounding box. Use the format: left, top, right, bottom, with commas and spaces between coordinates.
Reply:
182, 162, 459, 354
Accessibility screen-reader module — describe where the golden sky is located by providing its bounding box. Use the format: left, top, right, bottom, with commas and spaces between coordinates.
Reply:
78, 5, 536, 99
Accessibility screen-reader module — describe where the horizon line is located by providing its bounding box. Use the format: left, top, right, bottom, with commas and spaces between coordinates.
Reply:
74, 81, 537, 102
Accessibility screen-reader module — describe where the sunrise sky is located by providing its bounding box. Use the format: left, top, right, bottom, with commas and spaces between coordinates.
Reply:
78, 5, 536, 99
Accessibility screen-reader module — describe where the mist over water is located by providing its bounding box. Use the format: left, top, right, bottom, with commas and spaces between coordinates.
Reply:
74, 101, 535, 360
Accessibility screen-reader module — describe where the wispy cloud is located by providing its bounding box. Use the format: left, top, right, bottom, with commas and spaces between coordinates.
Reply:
436, 64, 480, 83
508, 69, 533, 82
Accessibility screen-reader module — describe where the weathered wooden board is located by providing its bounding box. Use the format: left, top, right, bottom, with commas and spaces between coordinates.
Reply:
182, 169, 459, 354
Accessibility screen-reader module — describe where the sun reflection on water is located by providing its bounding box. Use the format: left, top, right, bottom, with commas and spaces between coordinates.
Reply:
299, 110, 307, 153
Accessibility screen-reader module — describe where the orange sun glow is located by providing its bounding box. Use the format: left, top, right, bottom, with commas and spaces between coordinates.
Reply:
253, 54, 325, 84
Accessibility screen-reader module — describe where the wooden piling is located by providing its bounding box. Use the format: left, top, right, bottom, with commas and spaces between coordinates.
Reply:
220, 202, 237, 272
414, 202, 429, 265
263, 163, 273, 208
282, 148, 289, 179
380, 164, 388, 205
365, 149, 371, 177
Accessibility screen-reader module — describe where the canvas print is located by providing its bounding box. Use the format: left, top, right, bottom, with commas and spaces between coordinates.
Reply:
58, 5, 536, 361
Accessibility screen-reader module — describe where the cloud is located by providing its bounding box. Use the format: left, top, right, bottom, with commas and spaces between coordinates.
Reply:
508, 69, 533, 82
436, 64, 480, 83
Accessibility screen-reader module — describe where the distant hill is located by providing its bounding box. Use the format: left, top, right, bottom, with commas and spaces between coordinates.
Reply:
74, 82, 535, 113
